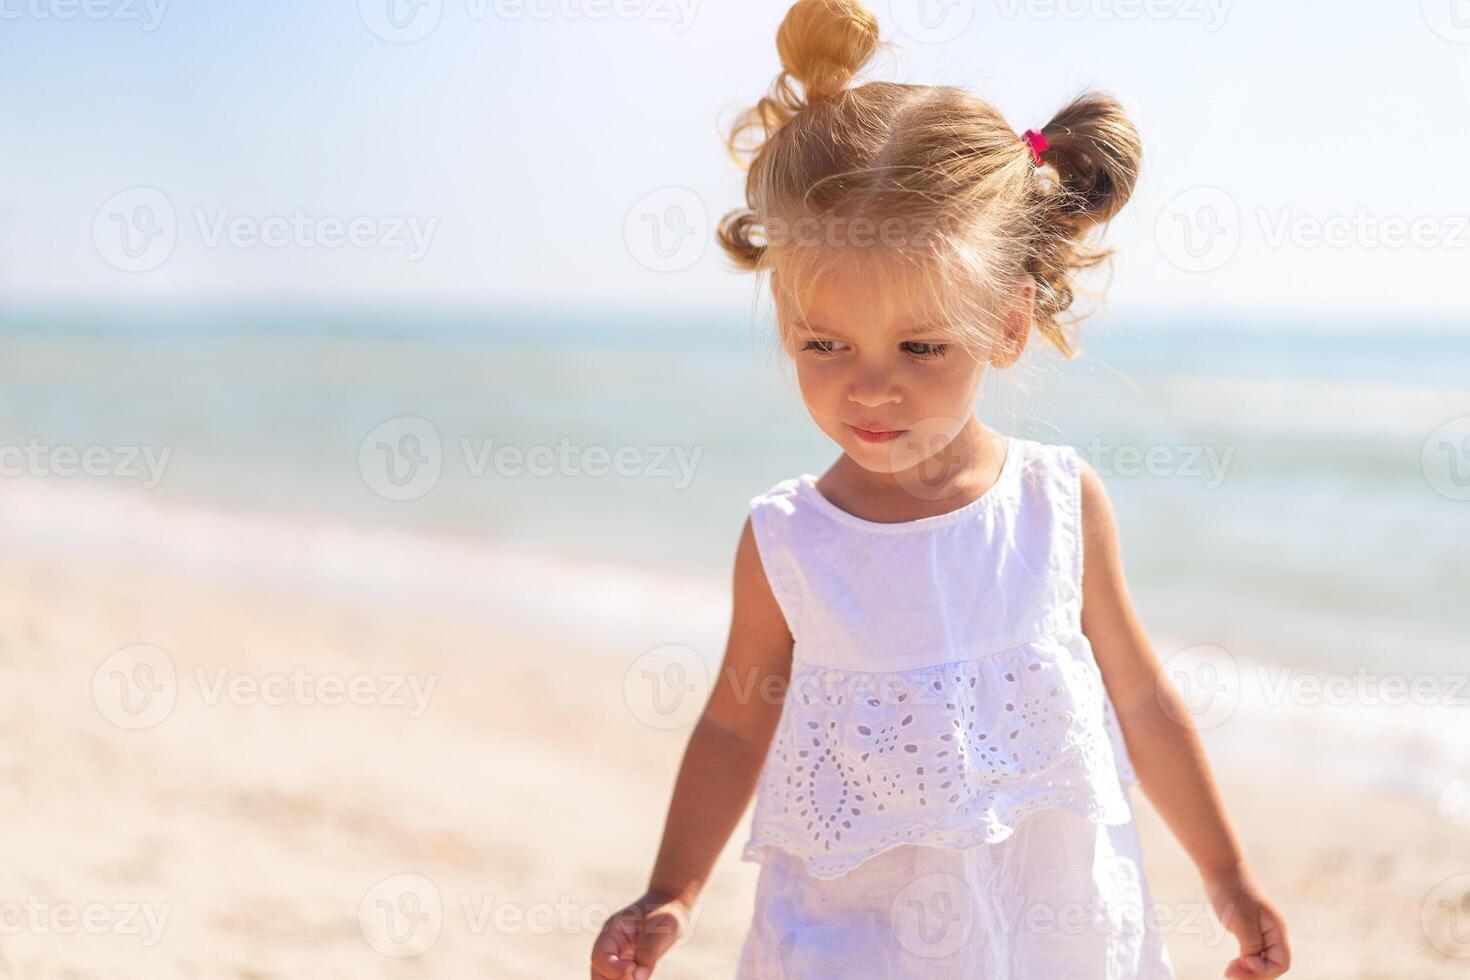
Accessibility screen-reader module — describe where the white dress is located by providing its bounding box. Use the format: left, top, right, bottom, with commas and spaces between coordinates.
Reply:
735, 436, 1176, 979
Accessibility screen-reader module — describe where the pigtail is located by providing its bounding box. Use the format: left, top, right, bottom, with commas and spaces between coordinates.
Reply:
1025, 90, 1142, 358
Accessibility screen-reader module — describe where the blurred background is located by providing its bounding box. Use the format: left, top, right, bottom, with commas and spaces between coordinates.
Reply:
1, 1, 1468, 977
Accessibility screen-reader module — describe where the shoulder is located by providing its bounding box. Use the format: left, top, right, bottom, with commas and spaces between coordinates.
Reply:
1017, 439, 1114, 537
1008, 437, 1084, 503
1068, 447, 1125, 577
1009, 439, 1118, 558
744, 475, 807, 626
747, 475, 805, 547
1013, 440, 1126, 605
748, 474, 804, 514
1013, 437, 1080, 474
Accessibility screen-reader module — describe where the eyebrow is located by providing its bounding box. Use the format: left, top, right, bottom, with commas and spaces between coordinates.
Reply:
796, 321, 944, 339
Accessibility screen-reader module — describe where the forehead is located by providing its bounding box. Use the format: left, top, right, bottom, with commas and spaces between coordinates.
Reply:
778, 252, 951, 337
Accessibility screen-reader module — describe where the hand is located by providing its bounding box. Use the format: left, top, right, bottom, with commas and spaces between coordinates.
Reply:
1204, 862, 1291, 978
589, 888, 691, 980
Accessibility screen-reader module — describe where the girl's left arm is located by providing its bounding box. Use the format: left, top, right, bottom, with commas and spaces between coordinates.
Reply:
1077, 459, 1292, 979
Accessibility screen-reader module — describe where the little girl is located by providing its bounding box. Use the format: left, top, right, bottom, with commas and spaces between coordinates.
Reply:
592, 1, 1291, 977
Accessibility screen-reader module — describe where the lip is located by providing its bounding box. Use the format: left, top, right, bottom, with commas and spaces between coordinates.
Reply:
847, 424, 908, 444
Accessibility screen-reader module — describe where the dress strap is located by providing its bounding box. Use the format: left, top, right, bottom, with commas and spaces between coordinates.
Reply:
1017, 441, 1087, 629
747, 479, 805, 634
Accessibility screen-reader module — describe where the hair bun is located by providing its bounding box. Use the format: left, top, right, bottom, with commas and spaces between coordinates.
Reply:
776, 0, 881, 103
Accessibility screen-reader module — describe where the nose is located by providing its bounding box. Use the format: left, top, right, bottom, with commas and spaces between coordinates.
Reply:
846, 361, 901, 408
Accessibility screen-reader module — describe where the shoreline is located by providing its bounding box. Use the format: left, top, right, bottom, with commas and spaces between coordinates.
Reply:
3, 478, 1465, 808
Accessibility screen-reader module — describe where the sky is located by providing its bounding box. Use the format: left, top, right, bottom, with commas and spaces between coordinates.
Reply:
1, 0, 1468, 323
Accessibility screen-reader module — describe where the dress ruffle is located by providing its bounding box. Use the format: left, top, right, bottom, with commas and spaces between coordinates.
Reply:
741, 630, 1139, 880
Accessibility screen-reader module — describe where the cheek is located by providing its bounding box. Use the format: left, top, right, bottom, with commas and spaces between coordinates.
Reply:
934, 355, 986, 403
792, 359, 841, 409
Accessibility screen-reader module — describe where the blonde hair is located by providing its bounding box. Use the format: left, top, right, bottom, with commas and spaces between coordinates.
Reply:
717, 0, 1142, 363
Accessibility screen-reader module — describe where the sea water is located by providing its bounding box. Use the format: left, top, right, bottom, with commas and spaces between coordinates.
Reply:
1, 301, 1466, 810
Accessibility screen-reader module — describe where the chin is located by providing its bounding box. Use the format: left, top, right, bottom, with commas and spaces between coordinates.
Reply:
841, 438, 910, 474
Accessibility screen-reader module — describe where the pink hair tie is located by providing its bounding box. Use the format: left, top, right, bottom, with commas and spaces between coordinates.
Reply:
1021, 128, 1048, 165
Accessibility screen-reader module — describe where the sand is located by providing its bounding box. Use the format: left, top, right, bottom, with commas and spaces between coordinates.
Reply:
1, 539, 1467, 978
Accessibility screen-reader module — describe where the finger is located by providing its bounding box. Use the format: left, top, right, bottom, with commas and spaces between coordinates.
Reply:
590, 949, 627, 980
1225, 959, 1264, 979
1220, 902, 1271, 980
1233, 904, 1266, 954
1227, 904, 1290, 978
1257, 908, 1291, 975
633, 907, 685, 977
1263, 902, 1290, 950
591, 921, 636, 980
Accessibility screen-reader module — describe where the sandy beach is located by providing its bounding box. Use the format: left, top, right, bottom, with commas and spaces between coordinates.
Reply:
4, 0, 1468, 974
1, 522, 1468, 979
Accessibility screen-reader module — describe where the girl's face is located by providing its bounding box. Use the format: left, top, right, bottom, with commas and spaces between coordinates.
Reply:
780, 257, 1030, 480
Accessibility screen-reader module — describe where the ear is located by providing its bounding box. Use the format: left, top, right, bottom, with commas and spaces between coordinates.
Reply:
989, 281, 1035, 369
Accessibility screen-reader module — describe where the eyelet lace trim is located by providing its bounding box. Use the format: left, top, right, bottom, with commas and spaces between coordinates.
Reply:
740, 637, 1138, 879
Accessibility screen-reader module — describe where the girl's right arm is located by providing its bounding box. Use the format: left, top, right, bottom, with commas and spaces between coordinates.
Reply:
590, 515, 795, 980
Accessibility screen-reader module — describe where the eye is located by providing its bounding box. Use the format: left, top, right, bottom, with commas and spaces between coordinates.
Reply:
901, 341, 949, 360
800, 339, 848, 357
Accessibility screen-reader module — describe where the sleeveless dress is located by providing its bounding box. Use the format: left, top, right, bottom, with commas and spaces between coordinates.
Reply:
735, 435, 1177, 979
